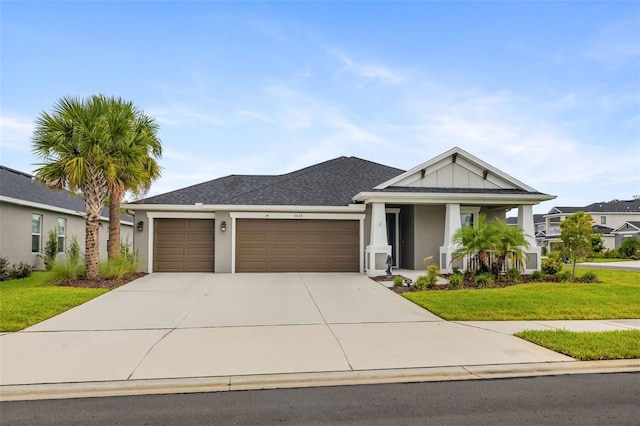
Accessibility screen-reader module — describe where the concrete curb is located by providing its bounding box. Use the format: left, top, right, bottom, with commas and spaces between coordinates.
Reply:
2, 359, 640, 402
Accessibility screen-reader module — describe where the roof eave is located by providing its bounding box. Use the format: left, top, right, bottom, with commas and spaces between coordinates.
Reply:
352, 191, 556, 205
122, 203, 367, 213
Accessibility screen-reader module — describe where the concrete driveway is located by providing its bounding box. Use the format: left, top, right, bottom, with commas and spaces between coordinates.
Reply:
0, 273, 571, 386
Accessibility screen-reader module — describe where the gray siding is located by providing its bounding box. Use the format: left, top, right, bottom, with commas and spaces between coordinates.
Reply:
413, 205, 445, 269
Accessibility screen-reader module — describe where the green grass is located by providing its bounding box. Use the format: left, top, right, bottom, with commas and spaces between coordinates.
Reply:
516, 329, 640, 360
0, 272, 108, 332
403, 269, 640, 320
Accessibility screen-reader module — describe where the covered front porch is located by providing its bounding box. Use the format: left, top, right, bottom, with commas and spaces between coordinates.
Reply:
363, 201, 542, 277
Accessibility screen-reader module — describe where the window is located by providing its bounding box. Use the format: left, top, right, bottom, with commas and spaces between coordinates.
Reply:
600, 216, 606, 225
460, 213, 474, 228
57, 218, 66, 253
32, 214, 42, 253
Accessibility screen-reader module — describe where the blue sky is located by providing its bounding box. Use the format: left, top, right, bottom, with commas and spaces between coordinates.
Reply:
2, 1, 639, 214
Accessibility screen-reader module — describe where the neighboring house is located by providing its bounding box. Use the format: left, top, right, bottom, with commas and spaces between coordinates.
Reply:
612, 221, 640, 248
507, 214, 545, 246
126, 147, 554, 276
542, 200, 640, 251
0, 165, 134, 269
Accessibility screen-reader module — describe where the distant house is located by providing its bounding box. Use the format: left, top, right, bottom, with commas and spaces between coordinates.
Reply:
542, 200, 640, 252
0, 165, 134, 269
507, 214, 546, 246
612, 221, 640, 248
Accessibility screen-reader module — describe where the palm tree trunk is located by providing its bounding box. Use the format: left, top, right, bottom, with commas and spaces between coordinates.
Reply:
83, 167, 108, 280
108, 189, 123, 260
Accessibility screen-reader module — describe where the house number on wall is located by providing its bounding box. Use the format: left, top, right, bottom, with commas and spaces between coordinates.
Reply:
293, 213, 303, 218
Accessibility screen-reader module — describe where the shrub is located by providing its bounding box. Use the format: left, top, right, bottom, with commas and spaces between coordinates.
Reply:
0, 257, 9, 281
49, 259, 86, 285
557, 270, 572, 282
541, 252, 563, 275
66, 235, 82, 265
100, 256, 138, 280
463, 269, 474, 280
448, 273, 464, 289
414, 275, 429, 291
541, 246, 547, 256
506, 268, 521, 282
8, 262, 33, 280
581, 271, 598, 283
393, 276, 403, 287
40, 229, 58, 271
530, 270, 544, 281
475, 272, 494, 288
619, 237, 640, 258
603, 248, 619, 259
426, 264, 440, 288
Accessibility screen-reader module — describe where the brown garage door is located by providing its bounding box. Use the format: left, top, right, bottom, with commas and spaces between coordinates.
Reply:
154, 219, 214, 272
236, 219, 359, 272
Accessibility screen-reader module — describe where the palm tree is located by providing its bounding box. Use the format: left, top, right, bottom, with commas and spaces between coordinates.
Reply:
102, 98, 161, 259
451, 214, 501, 274
493, 220, 530, 274
32, 95, 112, 279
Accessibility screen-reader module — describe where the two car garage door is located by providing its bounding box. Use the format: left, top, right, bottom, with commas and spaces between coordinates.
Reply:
153, 218, 359, 273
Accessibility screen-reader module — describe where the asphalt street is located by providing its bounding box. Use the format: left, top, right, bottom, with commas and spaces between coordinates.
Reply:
2, 373, 639, 425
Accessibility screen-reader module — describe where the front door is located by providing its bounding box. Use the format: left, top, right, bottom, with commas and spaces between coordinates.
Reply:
385, 210, 400, 267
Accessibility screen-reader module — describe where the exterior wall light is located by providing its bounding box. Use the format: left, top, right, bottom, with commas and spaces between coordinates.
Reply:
220, 221, 227, 232
137, 221, 144, 232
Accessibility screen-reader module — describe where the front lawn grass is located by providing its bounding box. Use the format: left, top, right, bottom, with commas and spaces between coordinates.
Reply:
516, 329, 640, 360
0, 272, 108, 332
403, 269, 640, 320
585, 258, 633, 263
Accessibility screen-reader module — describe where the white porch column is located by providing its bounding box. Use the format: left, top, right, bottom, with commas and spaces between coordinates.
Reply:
518, 204, 541, 273
439, 203, 461, 273
365, 202, 392, 277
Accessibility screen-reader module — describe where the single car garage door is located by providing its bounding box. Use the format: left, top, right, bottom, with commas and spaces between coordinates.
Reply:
236, 219, 359, 272
154, 218, 214, 272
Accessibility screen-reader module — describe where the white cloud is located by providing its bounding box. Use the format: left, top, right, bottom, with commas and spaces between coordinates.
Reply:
330, 49, 403, 85
0, 115, 33, 151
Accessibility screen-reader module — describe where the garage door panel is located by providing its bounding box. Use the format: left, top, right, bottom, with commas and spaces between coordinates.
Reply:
154, 219, 214, 273
236, 219, 358, 272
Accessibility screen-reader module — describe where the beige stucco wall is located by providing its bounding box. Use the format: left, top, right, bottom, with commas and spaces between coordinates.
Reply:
412, 205, 445, 269
482, 207, 507, 223
0, 201, 131, 270
215, 211, 232, 273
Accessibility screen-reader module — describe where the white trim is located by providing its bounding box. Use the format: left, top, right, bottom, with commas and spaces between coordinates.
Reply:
353, 191, 554, 204
125, 203, 366, 213
1, 195, 133, 225
146, 211, 216, 273
229, 212, 366, 274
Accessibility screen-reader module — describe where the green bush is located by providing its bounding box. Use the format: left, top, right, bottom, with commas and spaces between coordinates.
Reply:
541, 252, 563, 275
414, 275, 429, 291
448, 273, 464, 289
603, 248, 620, 259
581, 271, 598, 283
557, 270, 572, 282
41, 229, 58, 271
393, 276, 404, 287
0, 257, 9, 281
49, 259, 86, 285
66, 235, 81, 265
530, 270, 544, 281
506, 268, 521, 282
425, 264, 440, 288
541, 246, 548, 256
8, 262, 33, 280
619, 237, 640, 258
475, 272, 494, 288
100, 256, 138, 280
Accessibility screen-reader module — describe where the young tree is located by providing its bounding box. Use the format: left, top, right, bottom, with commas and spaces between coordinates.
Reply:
560, 211, 594, 280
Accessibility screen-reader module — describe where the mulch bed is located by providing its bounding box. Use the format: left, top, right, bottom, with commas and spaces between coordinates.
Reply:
59, 272, 147, 290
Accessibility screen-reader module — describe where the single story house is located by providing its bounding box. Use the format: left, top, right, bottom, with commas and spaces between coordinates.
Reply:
126, 147, 554, 276
0, 165, 134, 269
543, 199, 640, 251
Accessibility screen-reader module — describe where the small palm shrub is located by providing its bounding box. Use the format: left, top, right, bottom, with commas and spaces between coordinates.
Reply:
393, 276, 403, 287
557, 270, 572, 282
541, 252, 563, 275
448, 273, 464, 289
475, 272, 494, 288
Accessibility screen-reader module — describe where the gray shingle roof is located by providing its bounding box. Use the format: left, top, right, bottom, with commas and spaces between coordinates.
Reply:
550, 200, 640, 214
137, 157, 405, 206
374, 187, 544, 195
0, 165, 132, 223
